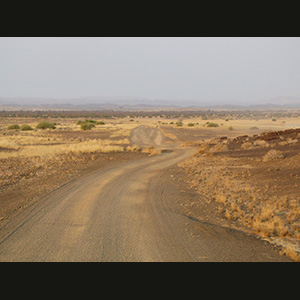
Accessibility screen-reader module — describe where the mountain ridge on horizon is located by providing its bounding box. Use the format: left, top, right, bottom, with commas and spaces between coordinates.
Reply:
1, 96, 300, 110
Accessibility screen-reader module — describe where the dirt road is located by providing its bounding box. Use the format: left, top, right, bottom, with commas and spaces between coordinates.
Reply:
0, 149, 292, 261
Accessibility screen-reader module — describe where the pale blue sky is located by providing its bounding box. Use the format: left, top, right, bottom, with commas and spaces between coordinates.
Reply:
1, 37, 300, 104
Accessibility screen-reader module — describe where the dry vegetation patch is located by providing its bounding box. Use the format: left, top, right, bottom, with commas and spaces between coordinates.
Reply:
0, 117, 159, 223
1, 112, 300, 259
179, 128, 300, 261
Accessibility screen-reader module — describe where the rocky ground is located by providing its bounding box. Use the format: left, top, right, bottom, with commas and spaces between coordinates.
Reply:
0, 150, 147, 225
179, 128, 300, 261
2, 116, 300, 261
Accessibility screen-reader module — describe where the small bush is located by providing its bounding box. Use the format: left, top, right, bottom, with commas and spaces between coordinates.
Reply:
228, 126, 233, 130
207, 122, 219, 127
176, 121, 183, 127
188, 123, 195, 127
96, 121, 105, 125
36, 122, 56, 129
80, 123, 95, 130
20, 124, 33, 131
8, 124, 20, 130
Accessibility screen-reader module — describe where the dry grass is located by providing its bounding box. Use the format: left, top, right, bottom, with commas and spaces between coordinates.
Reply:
142, 146, 162, 156
0, 117, 169, 191
0, 118, 164, 195
0, 138, 130, 160
241, 142, 253, 150
253, 140, 270, 148
281, 244, 300, 262
179, 135, 300, 261
2, 114, 300, 259
262, 150, 284, 162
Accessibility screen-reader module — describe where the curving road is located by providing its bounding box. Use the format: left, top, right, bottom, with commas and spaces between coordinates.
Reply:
0, 149, 291, 261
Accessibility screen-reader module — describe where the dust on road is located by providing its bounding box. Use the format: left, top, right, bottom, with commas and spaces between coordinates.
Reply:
129, 125, 166, 148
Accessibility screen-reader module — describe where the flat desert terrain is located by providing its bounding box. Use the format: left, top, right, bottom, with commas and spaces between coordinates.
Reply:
1, 110, 300, 261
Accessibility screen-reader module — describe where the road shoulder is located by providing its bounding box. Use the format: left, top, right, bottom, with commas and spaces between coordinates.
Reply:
157, 163, 293, 261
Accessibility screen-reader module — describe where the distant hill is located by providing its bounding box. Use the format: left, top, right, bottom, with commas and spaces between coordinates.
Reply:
1, 96, 300, 111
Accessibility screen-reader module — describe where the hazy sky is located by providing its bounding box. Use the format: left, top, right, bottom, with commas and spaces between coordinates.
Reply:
1, 37, 300, 104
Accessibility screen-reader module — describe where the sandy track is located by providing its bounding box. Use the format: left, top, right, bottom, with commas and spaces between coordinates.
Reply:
0, 149, 291, 261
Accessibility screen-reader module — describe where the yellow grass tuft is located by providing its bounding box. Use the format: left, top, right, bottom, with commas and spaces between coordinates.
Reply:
263, 149, 284, 162
142, 146, 162, 156
0, 137, 130, 160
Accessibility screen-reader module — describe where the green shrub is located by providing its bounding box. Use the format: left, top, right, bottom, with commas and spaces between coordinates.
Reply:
85, 119, 96, 123
8, 124, 20, 130
21, 124, 33, 131
228, 126, 233, 130
187, 123, 195, 127
176, 121, 183, 127
207, 122, 219, 127
36, 122, 56, 129
80, 123, 95, 130
78, 119, 103, 127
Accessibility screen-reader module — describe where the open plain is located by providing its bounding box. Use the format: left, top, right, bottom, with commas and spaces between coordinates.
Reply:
1, 110, 300, 261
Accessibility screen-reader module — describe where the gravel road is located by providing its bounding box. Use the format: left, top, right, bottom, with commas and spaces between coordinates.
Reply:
0, 148, 291, 261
